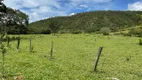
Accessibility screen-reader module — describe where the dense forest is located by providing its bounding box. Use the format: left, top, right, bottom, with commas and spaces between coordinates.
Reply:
29, 11, 142, 34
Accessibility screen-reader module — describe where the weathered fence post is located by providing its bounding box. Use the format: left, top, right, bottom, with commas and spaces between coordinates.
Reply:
17, 37, 20, 50
50, 41, 53, 59
29, 38, 32, 52
7, 36, 10, 47
139, 39, 142, 45
94, 47, 103, 72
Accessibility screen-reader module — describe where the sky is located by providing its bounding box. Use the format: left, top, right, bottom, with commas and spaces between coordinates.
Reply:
3, 0, 142, 22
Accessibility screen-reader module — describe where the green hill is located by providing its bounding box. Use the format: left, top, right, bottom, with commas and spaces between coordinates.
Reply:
28, 11, 142, 34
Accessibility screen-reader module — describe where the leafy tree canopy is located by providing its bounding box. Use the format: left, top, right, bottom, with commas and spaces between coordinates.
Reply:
0, 1, 29, 34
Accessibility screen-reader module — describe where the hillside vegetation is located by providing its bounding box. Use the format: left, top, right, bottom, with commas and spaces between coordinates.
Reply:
29, 11, 142, 34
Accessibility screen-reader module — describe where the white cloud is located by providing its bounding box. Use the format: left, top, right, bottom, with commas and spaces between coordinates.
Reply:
71, 0, 112, 5
70, 0, 112, 8
94, 0, 112, 3
4, 0, 64, 22
69, 13, 76, 16
22, 0, 39, 8
4, 0, 23, 9
3, 0, 112, 22
31, 6, 53, 14
71, 0, 111, 3
30, 12, 40, 21
79, 4, 88, 8
128, 1, 142, 11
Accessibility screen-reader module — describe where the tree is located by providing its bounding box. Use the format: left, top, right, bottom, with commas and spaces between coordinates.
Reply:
7, 9, 29, 34
0, 0, 29, 34
0, 0, 7, 78
0, 7, 29, 34
0, 0, 6, 13
0, 0, 7, 34
0, 0, 3, 2
100, 27, 111, 35
48, 19, 60, 35
0, 1, 28, 79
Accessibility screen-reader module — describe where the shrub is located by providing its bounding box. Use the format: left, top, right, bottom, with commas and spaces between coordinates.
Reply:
71, 30, 82, 34
42, 29, 51, 34
100, 27, 111, 35
128, 26, 142, 37
59, 30, 67, 34
122, 33, 131, 37
113, 32, 121, 35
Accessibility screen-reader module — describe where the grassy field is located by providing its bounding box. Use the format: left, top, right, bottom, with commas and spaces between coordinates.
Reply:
0, 34, 142, 80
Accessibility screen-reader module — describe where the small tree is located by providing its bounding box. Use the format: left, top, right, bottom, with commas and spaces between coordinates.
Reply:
0, 1, 7, 78
48, 19, 60, 35
0, 37, 7, 79
100, 27, 111, 35
0, 1, 28, 79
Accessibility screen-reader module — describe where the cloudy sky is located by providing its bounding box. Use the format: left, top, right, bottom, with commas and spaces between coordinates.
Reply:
3, 0, 142, 22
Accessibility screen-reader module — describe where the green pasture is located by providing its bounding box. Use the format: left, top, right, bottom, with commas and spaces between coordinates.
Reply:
0, 34, 142, 80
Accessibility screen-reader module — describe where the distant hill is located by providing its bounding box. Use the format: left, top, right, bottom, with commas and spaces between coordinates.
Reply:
28, 11, 142, 34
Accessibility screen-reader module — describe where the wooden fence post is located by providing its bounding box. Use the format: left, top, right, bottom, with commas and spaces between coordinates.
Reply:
50, 41, 53, 59
94, 47, 103, 72
7, 36, 10, 47
29, 38, 32, 52
17, 37, 20, 50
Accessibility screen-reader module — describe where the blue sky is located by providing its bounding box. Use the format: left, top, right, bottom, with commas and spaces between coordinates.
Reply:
3, 0, 142, 22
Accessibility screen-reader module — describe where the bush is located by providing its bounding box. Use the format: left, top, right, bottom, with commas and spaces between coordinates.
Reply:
113, 32, 121, 35
128, 26, 142, 37
100, 27, 111, 35
59, 30, 67, 34
122, 33, 131, 37
71, 30, 82, 34
42, 29, 51, 34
